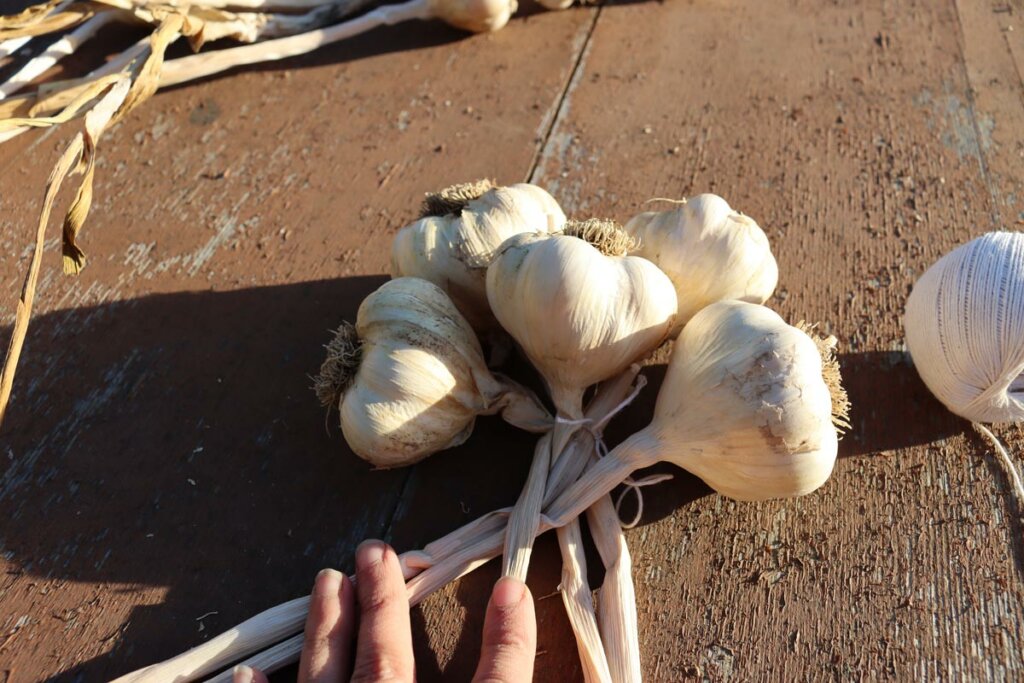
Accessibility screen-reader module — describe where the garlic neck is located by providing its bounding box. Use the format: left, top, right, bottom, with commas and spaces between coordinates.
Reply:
544, 430, 661, 527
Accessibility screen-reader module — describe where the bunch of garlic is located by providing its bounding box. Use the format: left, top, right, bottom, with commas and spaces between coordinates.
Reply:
391, 180, 566, 332
314, 277, 550, 468
123, 185, 849, 683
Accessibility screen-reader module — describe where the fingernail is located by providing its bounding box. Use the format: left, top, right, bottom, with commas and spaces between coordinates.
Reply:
316, 568, 343, 581
356, 540, 387, 569
492, 577, 525, 608
233, 665, 254, 683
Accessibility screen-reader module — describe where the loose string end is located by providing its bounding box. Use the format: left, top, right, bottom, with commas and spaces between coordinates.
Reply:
973, 422, 1024, 506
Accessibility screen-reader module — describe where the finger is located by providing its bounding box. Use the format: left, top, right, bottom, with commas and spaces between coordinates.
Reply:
350, 540, 415, 683
232, 665, 269, 683
298, 568, 356, 683
472, 577, 537, 683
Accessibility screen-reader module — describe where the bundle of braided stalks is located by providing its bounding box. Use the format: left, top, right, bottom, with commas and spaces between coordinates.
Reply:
0, 0, 579, 429
108, 183, 851, 683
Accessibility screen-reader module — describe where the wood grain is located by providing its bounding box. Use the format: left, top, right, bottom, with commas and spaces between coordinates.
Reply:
1, 0, 1023, 681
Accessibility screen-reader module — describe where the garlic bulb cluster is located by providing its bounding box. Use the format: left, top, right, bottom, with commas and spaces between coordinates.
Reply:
546, 300, 849, 522
430, 0, 518, 32
315, 277, 549, 468
625, 194, 778, 332
905, 232, 1024, 424
391, 180, 565, 331
486, 220, 677, 416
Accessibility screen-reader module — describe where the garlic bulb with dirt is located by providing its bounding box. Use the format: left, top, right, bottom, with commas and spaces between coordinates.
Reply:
544, 300, 849, 520
391, 180, 566, 332
625, 194, 778, 332
314, 277, 550, 468
486, 219, 677, 426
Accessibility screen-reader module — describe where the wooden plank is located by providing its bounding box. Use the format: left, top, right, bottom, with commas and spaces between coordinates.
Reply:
0, 9, 596, 680
527, 0, 1024, 679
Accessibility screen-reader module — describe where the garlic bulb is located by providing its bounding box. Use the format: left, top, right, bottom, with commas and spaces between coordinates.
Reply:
391, 180, 566, 332
535, 0, 573, 9
314, 277, 550, 468
543, 300, 848, 518
905, 231, 1024, 424
486, 219, 678, 418
429, 0, 518, 32
624, 194, 778, 332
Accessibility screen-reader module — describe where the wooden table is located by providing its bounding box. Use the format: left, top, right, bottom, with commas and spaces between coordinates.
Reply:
1, 0, 1023, 680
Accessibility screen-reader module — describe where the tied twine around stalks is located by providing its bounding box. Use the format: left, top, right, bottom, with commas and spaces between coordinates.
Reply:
553, 374, 673, 528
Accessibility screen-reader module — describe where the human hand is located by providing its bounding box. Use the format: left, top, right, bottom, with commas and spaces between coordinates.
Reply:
234, 540, 536, 682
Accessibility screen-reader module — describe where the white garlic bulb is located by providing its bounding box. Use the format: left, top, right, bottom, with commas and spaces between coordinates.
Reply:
624, 194, 778, 333
430, 0, 518, 32
544, 300, 848, 515
648, 301, 845, 500
315, 277, 550, 468
535, 0, 573, 9
486, 220, 678, 417
391, 180, 566, 332
905, 231, 1024, 423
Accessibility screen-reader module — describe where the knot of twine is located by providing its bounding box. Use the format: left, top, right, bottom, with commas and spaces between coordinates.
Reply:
614, 473, 674, 529
555, 376, 673, 527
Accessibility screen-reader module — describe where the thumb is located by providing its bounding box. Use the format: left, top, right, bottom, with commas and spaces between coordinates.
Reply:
472, 577, 537, 683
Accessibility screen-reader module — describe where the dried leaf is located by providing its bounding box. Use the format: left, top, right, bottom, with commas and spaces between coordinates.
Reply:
0, 74, 124, 132
0, 4, 94, 40
0, 134, 82, 429
0, 0, 66, 29
0, 76, 130, 427
62, 77, 131, 274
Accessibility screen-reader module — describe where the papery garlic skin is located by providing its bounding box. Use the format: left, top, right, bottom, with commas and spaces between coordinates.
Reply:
651, 300, 838, 500
430, 0, 518, 33
625, 194, 778, 332
391, 183, 565, 332
334, 278, 546, 468
486, 231, 677, 414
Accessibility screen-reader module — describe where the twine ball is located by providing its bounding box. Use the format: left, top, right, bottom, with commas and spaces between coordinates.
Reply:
904, 231, 1024, 424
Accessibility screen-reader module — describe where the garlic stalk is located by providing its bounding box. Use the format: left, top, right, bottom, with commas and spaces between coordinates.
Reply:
155, 0, 517, 89
0, 11, 118, 100
625, 194, 779, 334
391, 179, 565, 332
314, 277, 549, 469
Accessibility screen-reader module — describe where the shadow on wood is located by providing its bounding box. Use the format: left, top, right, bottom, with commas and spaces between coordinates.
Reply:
0, 278, 977, 680
0, 276, 534, 680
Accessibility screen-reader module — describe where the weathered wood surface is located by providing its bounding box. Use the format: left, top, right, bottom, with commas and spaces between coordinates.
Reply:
1, 0, 1023, 681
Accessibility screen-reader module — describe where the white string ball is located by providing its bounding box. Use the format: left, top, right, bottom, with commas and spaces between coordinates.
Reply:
904, 231, 1024, 424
